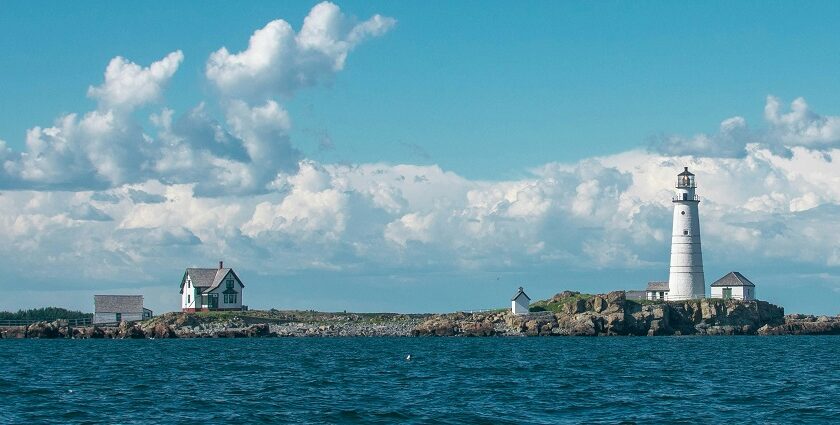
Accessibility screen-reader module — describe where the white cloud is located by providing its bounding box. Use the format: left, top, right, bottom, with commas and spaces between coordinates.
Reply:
651, 96, 840, 158
765, 96, 840, 149
88, 51, 184, 111
651, 115, 750, 158
1, 2, 839, 313
384, 212, 436, 247
206, 1, 395, 101
1, 143, 840, 313
242, 163, 347, 241
5, 110, 146, 189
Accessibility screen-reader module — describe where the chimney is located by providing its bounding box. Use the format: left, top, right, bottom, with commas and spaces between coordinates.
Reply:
219, 260, 223, 270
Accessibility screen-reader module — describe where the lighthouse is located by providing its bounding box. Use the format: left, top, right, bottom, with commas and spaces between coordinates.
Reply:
667, 167, 706, 300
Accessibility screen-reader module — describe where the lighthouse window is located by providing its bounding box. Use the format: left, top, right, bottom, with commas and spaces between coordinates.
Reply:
681, 211, 685, 215
683, 230, 689, 235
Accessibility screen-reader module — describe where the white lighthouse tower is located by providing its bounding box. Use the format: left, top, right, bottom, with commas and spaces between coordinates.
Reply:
667, 167, 705, 300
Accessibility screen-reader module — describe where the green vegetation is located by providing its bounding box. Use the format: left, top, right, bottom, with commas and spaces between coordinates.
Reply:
529, 292, 593, 313
0, 307, 92, 322
143, 309, 432, 328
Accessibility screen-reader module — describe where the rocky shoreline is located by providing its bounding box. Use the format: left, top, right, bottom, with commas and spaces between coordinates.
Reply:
2, 291, 838, 339
413, 291, 840, 336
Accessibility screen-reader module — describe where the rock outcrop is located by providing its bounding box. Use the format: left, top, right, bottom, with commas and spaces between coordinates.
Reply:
412, 291, 810, 337
757, 314, 840, 335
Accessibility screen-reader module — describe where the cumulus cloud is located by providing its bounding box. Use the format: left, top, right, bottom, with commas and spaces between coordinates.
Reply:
4, 145, 840, 287
2, 3, 839, 313
0, 3, 388, 193
2, 109, 148, 189
242, 162, 346, 241
206, 1, 395, 100
650, 116, 751, 158
650, 96, 840, 158
764, 96, 840, 149
88, 51, 184, 111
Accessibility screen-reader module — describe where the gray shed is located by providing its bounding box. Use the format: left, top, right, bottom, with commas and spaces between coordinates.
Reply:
94, 295, 152, 324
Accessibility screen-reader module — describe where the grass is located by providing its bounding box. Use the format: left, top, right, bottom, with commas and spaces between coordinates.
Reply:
144, 309, 432, 327
529, 292, 593, 313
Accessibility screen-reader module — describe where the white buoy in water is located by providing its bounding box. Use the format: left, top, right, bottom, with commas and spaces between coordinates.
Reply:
405, 354, 411, 361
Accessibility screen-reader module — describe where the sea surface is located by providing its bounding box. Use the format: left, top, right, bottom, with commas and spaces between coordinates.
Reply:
0, 336, 838, 424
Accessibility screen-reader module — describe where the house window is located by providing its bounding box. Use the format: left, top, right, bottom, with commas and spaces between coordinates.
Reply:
115, 313, 122, 322
187, 294, 191, 304
224, 293, 238, 304
226, 279, 234, 290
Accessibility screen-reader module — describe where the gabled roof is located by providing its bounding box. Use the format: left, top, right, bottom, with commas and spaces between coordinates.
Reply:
180, 267, 245, 294
95, 295, 144, 313
646, 281, 669, 291
511, 287, 530, 301
711, 272, 755, 287
206, 269, 244, 293
185, 268, 219, 288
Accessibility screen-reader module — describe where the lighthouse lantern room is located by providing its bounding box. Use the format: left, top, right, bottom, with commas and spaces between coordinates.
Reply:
667, 167, 706, 300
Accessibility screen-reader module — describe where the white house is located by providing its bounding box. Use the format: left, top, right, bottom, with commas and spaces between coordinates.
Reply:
710, 271, 756, 300
180, 261, 245, 312
646, 281, 669, 301
94, 295, 153, 324
511, 287, 531, 315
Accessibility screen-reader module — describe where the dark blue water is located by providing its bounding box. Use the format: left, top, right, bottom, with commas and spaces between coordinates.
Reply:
1, 337, 838, 424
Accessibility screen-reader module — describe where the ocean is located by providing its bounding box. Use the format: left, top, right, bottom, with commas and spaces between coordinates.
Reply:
1, 336, 837, 424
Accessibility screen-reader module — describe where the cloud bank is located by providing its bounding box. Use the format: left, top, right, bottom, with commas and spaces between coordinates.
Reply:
0, 2, 838, 314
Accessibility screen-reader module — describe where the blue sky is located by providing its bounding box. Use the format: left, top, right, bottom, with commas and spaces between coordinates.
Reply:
5, 1, 840, 177
1, 1, 839, 315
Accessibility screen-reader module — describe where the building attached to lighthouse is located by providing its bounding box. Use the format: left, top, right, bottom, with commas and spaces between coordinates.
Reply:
667, 167, 706, 300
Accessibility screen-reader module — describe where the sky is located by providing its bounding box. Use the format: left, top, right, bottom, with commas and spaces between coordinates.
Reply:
1, 1, 839, 315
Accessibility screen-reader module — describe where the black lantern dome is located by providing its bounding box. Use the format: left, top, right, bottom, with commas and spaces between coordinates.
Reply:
676, 167, 696, 188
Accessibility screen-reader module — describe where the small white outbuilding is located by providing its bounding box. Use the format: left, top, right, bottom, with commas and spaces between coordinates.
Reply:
511, 287, 531, 315
710, 271, 756, 300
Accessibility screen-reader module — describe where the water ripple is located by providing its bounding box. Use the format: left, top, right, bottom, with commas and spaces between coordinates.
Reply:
0, 336, 837, 424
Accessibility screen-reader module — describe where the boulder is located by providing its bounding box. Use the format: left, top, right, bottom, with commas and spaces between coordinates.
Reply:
1, 326, 27, 339
552, 291, 580, 301
564, 298, 587, 315
592, 296, 607, 313
151, 323, 177, 339
117, 322, 146, 339
246, 323, 271, 337
26, 321, 61, 338
413, 318, 457, 336
460, 321, 496, 337
568, 316, 597, 336
524, 319, 540, 336
602, 312, 625, 335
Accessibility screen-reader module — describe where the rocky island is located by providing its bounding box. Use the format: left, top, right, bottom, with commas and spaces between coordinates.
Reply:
2, 291, 838, 339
